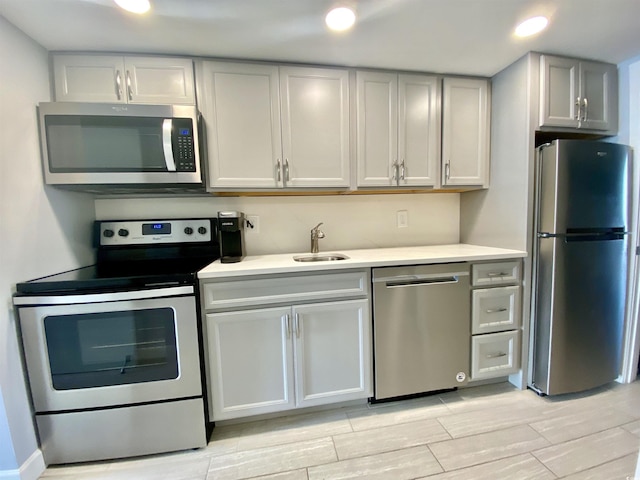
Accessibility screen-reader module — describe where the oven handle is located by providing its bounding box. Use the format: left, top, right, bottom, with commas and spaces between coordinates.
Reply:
13, 285, 194, 306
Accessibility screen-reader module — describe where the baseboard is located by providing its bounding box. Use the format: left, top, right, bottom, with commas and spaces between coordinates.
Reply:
0, 449, 45, 480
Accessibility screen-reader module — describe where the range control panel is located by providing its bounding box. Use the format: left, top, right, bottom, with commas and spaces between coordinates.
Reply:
98, 219, 214, 246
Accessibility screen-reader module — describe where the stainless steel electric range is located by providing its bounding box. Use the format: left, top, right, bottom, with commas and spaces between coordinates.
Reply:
13, 218, 219, 465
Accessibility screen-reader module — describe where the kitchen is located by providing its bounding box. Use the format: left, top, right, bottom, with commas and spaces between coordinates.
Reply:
2, 0, 640, 479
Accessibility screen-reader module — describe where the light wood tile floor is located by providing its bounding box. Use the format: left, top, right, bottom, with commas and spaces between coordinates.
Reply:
40, 380, 640, 479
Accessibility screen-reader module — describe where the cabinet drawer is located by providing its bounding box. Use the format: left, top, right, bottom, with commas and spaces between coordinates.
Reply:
471, 331, 520, 380
202, 270, 369, 311
471, 286, 521, 334
471, 261, 520, 287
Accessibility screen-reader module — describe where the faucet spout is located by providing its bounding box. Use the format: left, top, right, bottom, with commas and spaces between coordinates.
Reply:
310, 223, 325, 254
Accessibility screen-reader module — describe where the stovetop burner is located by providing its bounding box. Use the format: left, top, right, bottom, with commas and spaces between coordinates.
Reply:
15, 218, 220, 296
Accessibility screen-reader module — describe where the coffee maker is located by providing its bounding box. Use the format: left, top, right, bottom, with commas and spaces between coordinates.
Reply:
217, 211, 245, 263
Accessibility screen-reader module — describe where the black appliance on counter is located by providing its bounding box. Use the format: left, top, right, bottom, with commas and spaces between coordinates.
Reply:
13, 218, 219, 465
218, 211, 245, 263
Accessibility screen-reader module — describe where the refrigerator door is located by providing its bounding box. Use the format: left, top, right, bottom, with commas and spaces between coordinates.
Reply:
538, 140, 631, 234
533, 234, 628, 395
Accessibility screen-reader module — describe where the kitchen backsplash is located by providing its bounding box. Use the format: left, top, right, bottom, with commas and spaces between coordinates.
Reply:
95, 193, 460, 255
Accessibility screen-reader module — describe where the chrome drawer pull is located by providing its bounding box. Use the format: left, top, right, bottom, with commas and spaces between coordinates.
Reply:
485, 308, 508, 314
487, 272, 510, 277
486, 352, 507, 359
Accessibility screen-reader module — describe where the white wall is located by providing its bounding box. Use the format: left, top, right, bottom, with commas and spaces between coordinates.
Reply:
95, 193, 461, 254
0, 16, 95, 477
616, 55, 640, 381
459, 54, 534, 251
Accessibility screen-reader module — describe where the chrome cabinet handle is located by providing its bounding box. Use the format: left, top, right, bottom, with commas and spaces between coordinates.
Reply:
485, 308, 508, 314
294, 313, 300, 339
486, 352, 507, 359
400, 160, 406, 180
285, 314, 291, 339
284, 158, 290, 183
487, 272, 509, 277
392, 161, 398, 181
445, 162, 451, 180
115, 70, 123, 100
575, 97, 581, 120
126, 70, 133, 101
276, 159, 282, 182
582, 97, 588, 121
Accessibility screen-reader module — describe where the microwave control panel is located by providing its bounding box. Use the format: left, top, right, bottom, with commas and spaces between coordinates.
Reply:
173, 118, 196, 172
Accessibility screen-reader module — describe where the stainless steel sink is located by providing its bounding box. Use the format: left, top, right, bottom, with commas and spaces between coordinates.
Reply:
293, 253, 349, 262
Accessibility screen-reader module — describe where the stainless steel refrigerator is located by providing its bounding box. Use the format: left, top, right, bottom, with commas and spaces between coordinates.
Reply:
531, 139, 632, 396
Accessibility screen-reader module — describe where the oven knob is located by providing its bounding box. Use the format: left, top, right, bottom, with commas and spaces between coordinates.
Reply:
103, 229, 115, 238
184, 227, 194, 235
118, 229, 129, 237
198, 226, 207, 235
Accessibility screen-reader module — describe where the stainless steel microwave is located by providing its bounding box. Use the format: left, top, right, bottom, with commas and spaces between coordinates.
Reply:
38, 102, 203, 191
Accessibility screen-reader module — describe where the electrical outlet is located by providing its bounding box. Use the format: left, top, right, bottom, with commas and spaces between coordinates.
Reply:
397, 210, 408, 228
245, 215, 260, 233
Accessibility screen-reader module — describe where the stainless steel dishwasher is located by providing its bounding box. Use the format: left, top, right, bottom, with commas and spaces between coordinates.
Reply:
372, 263, 470, 400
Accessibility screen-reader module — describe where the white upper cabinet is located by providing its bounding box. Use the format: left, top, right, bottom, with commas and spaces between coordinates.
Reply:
356, 71, 439, 187
280, 67, 351, 188
53, 54, 195, 105
539, 54, 618, 132
197, 62, 282, 189
441, 77, 490, 187
198, 61, 350, 190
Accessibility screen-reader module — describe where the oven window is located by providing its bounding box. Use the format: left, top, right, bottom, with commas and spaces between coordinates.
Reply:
44, 308, 178, 390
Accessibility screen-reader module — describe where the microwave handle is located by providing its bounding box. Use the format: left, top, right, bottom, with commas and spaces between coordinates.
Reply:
162, 119, 177, 172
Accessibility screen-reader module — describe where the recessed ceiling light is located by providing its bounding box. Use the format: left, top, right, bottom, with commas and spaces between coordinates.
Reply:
114, 0, 151, 14
515, 16, 549, 37
325, 7, 356, 32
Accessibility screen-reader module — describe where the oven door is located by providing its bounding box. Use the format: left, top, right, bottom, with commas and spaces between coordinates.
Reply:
18, 287, 202, 412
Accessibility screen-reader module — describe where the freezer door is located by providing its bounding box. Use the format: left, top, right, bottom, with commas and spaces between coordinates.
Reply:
533, 235, 628, 395
538, 140, 630, 233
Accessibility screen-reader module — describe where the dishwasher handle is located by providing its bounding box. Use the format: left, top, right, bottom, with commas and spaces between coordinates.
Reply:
379, 272, 468, 288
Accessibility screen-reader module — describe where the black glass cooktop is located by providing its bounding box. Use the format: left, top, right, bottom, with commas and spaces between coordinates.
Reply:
15, 256, 217, 296
15, 218, 220, 297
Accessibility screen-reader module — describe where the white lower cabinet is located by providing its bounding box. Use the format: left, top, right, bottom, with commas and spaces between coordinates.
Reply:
470, 260, 522, 381
206, 299, 371, 421
471, 330, 520, 380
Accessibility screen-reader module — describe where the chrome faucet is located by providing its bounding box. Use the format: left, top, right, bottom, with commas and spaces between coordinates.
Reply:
310, 222, 325, 254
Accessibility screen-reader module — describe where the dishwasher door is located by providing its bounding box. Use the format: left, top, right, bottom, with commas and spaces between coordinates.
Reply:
372, 263, 470, 400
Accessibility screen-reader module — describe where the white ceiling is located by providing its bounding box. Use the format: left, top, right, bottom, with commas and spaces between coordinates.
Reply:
1, 0, 640, 77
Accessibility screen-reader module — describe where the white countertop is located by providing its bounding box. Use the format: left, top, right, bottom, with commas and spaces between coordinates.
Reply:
198, 244, 527, 279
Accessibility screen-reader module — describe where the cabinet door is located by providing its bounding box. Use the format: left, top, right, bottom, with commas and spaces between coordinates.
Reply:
398, 74, 440, 187
124, 57, 195, 105
53, 54, 125, 103
442, 77, 489, 186
292, 300, 371, 408
205, 307, 294, 420
198, 62, 282, 189
579, 61, 618, 131
356, 71, 398, 187
280, 66, 350, 188
539, 55, 580, 128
